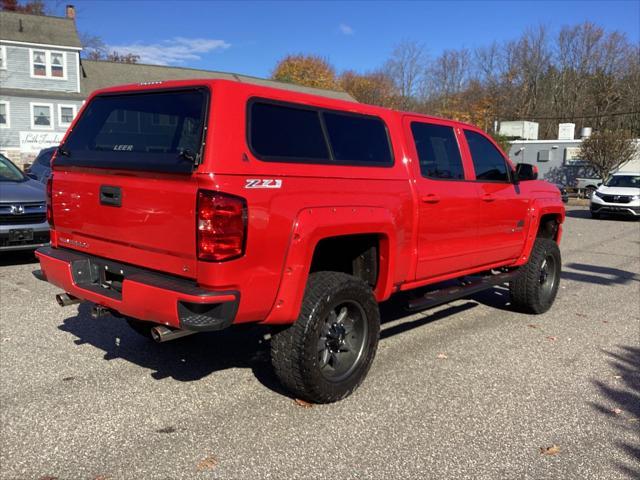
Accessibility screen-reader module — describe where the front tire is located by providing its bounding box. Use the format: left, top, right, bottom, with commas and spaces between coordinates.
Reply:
271, 271, 380, 403
510, 238, 561, 314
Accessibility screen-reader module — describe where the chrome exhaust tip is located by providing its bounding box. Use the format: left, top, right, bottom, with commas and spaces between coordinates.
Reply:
56, 293, 81, 307
150, 325, 196, 343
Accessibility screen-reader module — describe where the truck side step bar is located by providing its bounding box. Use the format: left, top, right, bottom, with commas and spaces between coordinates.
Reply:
407, 270, 519, 312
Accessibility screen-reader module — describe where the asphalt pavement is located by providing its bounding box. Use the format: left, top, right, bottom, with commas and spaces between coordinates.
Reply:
0, 206, 638, 480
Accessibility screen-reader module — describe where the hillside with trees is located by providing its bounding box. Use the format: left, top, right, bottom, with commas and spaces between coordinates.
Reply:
272, 23, 640, 139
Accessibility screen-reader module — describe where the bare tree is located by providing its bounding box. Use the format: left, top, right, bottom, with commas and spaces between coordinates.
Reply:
424, 48, 471, 111
579, 130, 637, 180
383, 41, 426, 108
79, 32, 140, 63
512, 25, 552, 118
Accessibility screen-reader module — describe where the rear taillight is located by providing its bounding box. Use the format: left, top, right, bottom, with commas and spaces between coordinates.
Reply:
46, 175, 54, 227
197, 190, 247, 262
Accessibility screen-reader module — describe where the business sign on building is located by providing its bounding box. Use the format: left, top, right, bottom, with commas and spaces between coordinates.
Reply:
19, 131, 64, 153
564, 146, 584, 165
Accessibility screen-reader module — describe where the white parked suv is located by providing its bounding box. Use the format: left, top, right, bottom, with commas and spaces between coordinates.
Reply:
590, 172, 640, 219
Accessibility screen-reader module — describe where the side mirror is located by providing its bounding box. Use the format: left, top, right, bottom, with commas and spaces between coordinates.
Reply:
514, 163, 538, 182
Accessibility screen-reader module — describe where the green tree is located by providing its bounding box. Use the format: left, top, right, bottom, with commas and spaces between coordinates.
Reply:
490, 133, 512, 154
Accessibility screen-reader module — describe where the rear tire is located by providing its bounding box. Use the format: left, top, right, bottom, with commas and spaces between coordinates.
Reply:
270, 271, 380, 403
510, 238, 561, 314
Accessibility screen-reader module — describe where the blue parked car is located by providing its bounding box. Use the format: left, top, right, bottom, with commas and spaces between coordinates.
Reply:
25, 146, 55, 183
0, 153, 50, 251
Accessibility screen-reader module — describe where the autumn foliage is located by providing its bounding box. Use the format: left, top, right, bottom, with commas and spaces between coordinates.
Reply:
271, 22, 639, 139
272, 55, 339, 90
339, 71, 398, 108
1, 0, 45, 14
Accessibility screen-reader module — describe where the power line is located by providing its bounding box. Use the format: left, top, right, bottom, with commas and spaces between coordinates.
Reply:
514, 110, 640, 121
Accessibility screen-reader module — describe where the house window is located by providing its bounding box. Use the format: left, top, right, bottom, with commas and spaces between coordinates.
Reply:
51, 52, 64, 77
58, 104, 77, 127
0, 102, 9, 128
0, 46, 7, 70
31, 103, 54, 129
30, 50, 66, 79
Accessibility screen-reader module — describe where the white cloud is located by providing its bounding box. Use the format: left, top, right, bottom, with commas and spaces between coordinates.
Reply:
106, 37, 230, 65
339, 23, 354, 36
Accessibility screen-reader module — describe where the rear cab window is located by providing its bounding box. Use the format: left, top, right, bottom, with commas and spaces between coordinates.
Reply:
464, 130, 511, 182
248, 99, 393, 166
57, 88, 209, 173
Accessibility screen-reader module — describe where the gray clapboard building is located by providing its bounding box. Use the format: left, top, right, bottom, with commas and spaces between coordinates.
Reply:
0, 8, 84, 164
1, 8, 354, 167
507, 138, 640, 187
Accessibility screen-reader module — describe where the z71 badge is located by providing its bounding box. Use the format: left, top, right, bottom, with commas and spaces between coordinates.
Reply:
245, 179, 282, 189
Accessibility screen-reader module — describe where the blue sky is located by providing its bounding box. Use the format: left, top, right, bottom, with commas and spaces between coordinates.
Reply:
49, 0, 640, 77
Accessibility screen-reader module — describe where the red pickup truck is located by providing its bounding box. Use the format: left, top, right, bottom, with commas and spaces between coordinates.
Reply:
36, 79, 565, 403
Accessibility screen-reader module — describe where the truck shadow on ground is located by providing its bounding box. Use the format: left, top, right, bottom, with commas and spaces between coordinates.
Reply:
562, 262, 640, 286
0, 250, 39, 267
589, 345, 640, 479
59, 299, 479, 398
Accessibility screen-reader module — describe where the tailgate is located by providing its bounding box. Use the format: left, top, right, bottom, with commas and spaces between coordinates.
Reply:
51, 87, 210, 278
53, 169, 198, 278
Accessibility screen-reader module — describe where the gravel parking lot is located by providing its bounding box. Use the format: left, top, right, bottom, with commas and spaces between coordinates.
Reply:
1, 206, 638, 480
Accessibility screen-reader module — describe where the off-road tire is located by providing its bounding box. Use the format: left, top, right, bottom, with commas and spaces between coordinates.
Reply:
126, 317, 153, 339
510, 238, 561, 314
271, 271, 380, 403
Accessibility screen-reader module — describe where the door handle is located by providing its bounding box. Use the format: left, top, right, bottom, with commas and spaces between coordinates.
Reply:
481, 194, 496, 202
100, 185, 121, 207
421, 194, 441, 204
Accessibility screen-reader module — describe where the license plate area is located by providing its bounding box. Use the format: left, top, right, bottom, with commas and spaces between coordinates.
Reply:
9, 229, 33, 242
70, 257, 127, 300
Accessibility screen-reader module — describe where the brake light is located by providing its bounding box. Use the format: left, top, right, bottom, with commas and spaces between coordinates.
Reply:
46, 175, 54, 227
197, 190, 247, 261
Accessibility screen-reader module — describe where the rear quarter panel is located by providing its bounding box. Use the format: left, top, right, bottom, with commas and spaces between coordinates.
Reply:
198, 82, 415, 323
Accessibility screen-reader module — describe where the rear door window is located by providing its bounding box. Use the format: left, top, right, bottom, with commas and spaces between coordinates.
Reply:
410, 122, 464, 180
464, 130, 510, 182
58, 88, 208, 173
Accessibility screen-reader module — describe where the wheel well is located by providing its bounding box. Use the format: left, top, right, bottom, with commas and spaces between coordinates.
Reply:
537, 214, 560, 240
309, 234, 379, 289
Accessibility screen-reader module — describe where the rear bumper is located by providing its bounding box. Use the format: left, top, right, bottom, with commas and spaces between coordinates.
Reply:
35, 246, 239, 331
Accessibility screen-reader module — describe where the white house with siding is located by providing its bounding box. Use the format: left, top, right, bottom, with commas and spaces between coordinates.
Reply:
0, 7, 84, 166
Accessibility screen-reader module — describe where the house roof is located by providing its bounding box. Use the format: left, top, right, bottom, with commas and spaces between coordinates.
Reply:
80, 60, 356, 102
0, 10, 82, 49
0, 87, 84, 101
